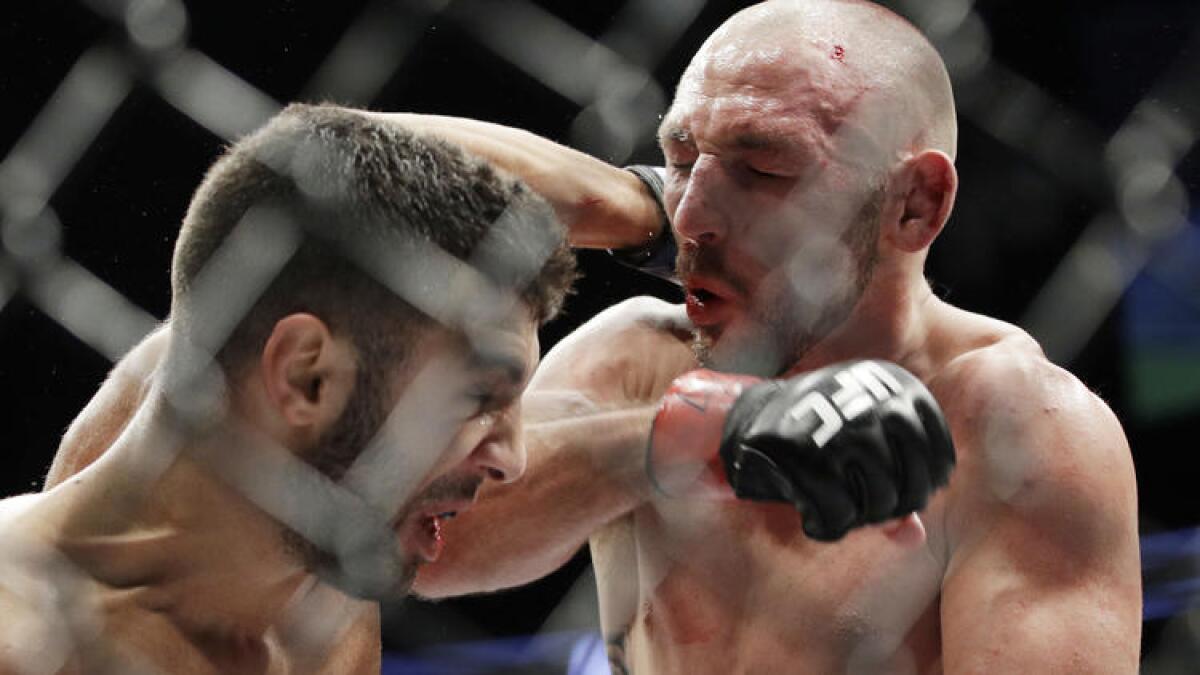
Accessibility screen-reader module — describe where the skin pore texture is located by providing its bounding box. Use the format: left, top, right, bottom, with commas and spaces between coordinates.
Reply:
32, 1, 1140, 673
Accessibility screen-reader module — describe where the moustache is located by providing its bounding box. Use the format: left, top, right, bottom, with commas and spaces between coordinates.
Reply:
677, 243, 719, 278
415, 474, 483, 505
677, 244, 750, 295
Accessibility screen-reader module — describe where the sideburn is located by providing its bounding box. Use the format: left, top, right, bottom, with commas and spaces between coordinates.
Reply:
302, 350, 392, 482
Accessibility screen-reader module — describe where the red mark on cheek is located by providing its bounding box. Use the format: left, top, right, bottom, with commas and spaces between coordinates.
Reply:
832, 45, 846, 61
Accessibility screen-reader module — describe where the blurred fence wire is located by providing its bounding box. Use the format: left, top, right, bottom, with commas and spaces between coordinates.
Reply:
1, 0, 1197, 672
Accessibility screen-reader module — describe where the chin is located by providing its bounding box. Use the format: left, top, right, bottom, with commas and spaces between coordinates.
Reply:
293, 530, 418, 602
697, 320, 791, 378
320, 553, 418, 602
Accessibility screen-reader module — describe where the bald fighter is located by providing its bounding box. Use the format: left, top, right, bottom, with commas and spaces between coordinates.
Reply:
410, 1, 1141, 672
0, 103, 577, 673
40, 0, 1141, 672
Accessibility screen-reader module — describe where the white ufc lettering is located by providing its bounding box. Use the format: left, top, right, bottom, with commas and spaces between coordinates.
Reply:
785, 362, 903, 448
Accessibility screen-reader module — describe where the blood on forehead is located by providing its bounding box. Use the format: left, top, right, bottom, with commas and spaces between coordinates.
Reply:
664, 37, 870, 160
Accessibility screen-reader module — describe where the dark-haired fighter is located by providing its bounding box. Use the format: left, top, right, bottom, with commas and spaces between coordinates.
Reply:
0, 103, 577, 673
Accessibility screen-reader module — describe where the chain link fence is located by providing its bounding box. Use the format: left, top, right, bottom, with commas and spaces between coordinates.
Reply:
2, 0, 1198, 671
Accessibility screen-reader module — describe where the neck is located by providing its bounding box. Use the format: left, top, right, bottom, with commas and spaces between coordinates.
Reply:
51, 394, 313, 644
788, 263, 939, 376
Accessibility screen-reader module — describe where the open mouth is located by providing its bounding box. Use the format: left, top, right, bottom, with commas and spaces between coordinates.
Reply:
417, 508, 461, 535
684, 278, 734, 328
403, 501, 472, 563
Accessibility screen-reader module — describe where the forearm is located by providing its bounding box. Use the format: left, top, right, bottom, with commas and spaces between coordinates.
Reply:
374, 113, 661, 249
413, 404, 655, 598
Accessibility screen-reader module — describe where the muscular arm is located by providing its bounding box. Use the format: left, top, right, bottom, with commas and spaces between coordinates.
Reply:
415, 402, 656, 597
373, 113, 662, 249
50, 113, 661, 489
415, 298, 696, 598
938, 350, 1141, 672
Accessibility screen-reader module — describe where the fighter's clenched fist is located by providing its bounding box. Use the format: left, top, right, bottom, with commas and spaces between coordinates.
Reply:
649, 361, 956, 541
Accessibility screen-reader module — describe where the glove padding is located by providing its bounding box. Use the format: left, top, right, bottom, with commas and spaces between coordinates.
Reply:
719, 360, 955, 541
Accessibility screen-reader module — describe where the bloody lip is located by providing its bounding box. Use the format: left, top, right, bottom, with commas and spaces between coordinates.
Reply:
408, 491, 478, 562
684, 282, 734, 328
422, 515, 445, 561
401, 514, 446, 563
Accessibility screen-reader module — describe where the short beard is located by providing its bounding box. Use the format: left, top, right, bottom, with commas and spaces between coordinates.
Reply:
302, 352, 392, 482
692, 184, 883, 377
282, 347, 414, 600
282, 522, 416, 602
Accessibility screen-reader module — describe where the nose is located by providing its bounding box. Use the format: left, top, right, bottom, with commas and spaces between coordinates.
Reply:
671, 155, 729, 246
471, 403, 527, 483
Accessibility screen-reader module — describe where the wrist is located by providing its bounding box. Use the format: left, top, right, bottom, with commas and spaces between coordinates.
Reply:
646, 370, 759, 497
608, 166, 677, 281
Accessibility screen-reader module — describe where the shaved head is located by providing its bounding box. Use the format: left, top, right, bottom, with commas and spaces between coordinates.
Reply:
679, 0, 957, 162
659, 0, 961, 375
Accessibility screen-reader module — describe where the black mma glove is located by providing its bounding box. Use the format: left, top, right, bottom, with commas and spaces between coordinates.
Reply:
718, 360, 956, 541
607, 165, 678, 282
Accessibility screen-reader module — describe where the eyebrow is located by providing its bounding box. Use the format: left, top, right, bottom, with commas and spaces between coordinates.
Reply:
658, 126, 795, 154
732, 133, 786, 151
658, 125, 690, 145
469, 349, 526, 387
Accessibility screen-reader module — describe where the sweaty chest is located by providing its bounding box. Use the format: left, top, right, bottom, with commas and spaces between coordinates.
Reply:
616, 497, 946, 673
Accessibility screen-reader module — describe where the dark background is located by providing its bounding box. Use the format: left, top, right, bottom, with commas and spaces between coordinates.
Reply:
2, 0, 1198, 669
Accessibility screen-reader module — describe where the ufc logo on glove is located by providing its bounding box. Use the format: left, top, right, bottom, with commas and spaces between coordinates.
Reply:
785, 361, 906, 448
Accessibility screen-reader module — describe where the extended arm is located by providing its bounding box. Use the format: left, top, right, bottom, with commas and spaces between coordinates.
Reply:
414, 400, 656, 597
414, 298, 697, 597
374, 113, 663, 250
938, 352, 1141, 672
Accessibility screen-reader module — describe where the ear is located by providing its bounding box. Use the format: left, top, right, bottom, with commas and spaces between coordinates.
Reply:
886, 150, 957, 253
258, 313, 357, 434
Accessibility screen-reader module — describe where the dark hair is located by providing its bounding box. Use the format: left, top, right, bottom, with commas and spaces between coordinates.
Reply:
170, 103, 576, 378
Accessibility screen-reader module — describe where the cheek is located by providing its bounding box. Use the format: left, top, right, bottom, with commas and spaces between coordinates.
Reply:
749, 185, 861, 261
432, 421, 485, 473
664, 181, 685, 221
738, 200, 816, 268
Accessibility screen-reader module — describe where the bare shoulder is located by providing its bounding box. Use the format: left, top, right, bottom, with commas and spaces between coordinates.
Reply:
926, 320, 1136, 552
545, 296, 690, 350
45, 325, 168, 489
0, 493, 49, 541
0, 496, 81, 674
929, 311, 1142, 667
532, 297, 696, 403
922, 302, 1118, 444
932, 329, 1126, 458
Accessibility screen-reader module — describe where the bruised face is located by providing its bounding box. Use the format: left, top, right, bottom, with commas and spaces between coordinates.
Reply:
659, 24, 889, 376
294, 309, 540, 600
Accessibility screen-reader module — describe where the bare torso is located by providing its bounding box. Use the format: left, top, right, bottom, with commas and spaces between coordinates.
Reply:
582, 296, 1037, 674
0, 472, 379, 675
599, 479, 947, 673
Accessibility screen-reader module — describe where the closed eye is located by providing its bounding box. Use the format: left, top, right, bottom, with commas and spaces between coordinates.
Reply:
469, 390, 497, 414
467, 374, 520, 417
748, 166, 785, 179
